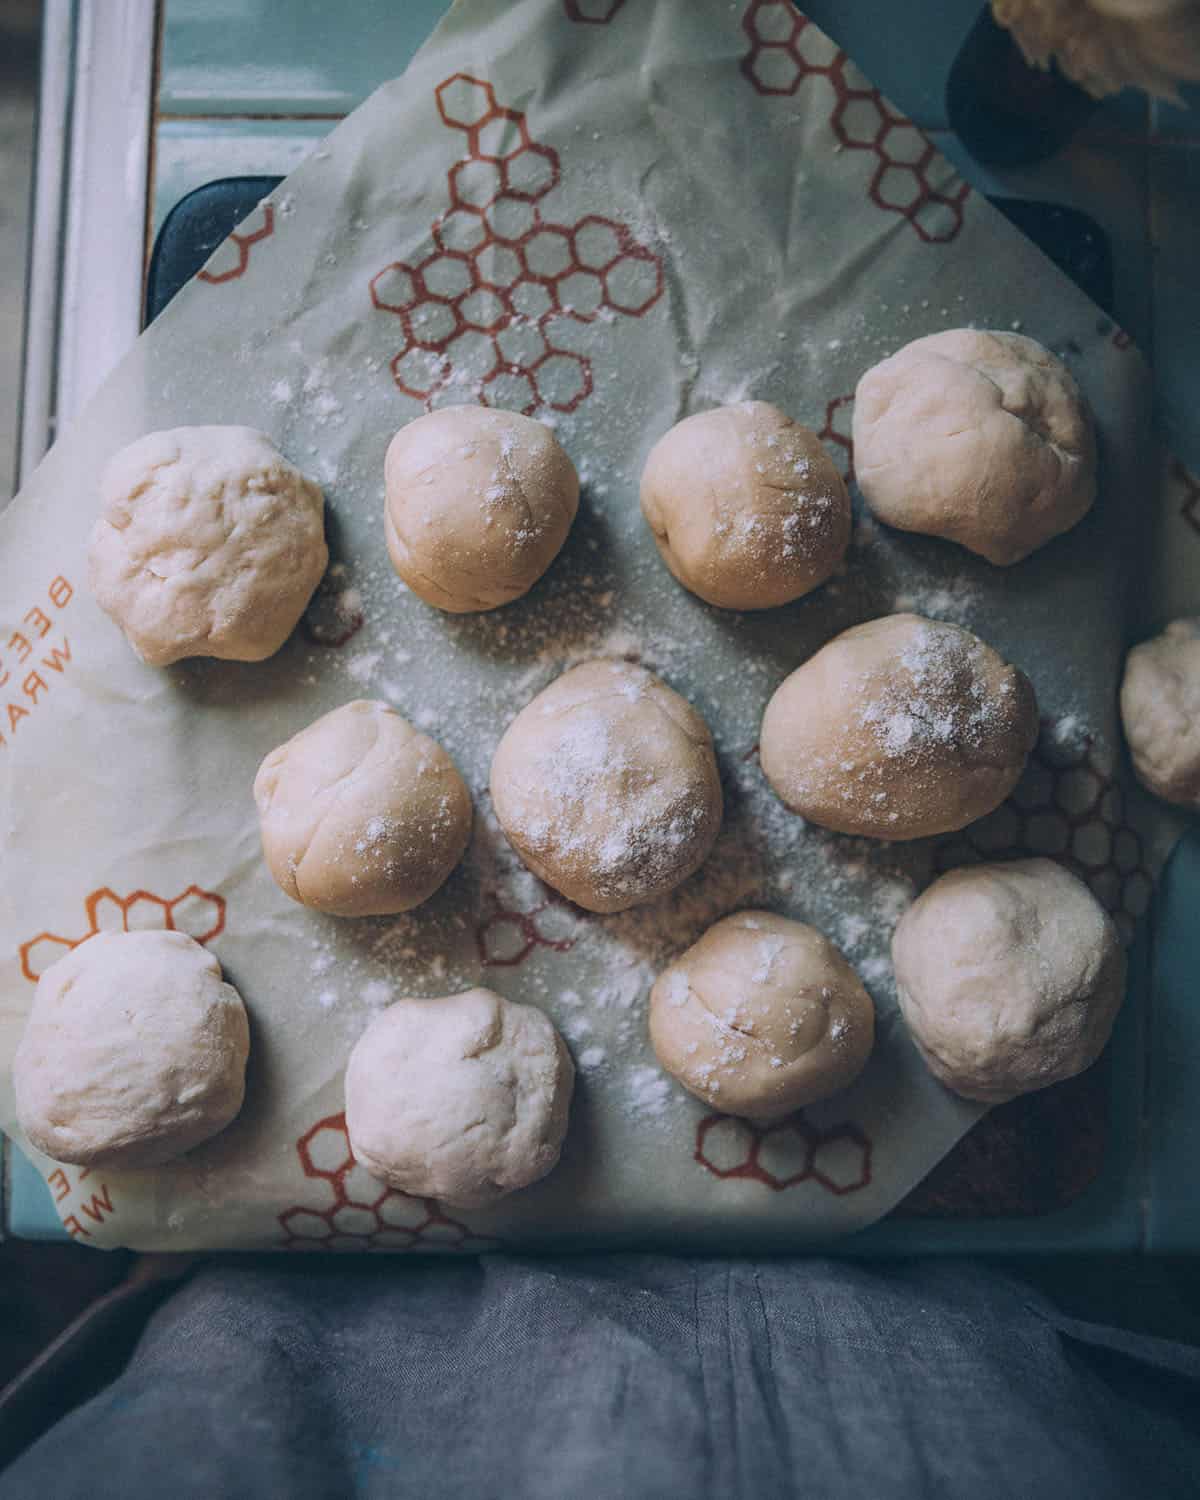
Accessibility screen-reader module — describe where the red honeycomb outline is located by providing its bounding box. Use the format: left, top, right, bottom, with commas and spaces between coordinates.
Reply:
1171, 457, 1200, 537
370, 74, 664, 414
739, 2, 969, 243
819, 392, 855, 482
279, 1113, 500, 1252
695, 1110, 872, 1194
563, 0, 626, 19
302, 570, 366, 648
198, 203, 275, 284
933, 720, 1153, 942
19, 885, 226, 983
475, 887, 584, 967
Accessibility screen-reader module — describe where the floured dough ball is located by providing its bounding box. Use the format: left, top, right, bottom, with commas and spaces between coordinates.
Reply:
88, 425, 327, 665
853, 330, 1096, 566
1120, 618, 1200, 806
892, 859, 1125, 1104
639, 401, 852, 610
649, 911, 875, 1120
489, 660, 723, 913
384, 405, 579, 612
13, 930, 250, 1169
254, 699, 472, 917
345, 988, 574, 1208
760, 613, 1037, 841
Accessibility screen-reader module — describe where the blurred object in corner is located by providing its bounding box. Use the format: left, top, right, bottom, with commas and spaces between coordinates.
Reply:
0, 0, 41, 503
949, 1, 1200, 166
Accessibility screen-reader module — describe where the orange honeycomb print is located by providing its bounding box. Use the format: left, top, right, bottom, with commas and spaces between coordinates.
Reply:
19, 884, 226, 983
934, 721, 1153, 942
475, 884, 585, 967
198, 203, 275, 284
819, 393, 856, 481
279, 1113, 500, 1252
695, 1110, 872, 1194
370, 74, 665, 414
740, 3, 969, 243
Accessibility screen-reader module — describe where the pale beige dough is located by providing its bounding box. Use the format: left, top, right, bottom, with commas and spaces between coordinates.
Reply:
639, 401, 852, 610
1120, 618, 1200, 806
760, 613, 1038, 841
852, 330, 1096, 566
254, 699, 472, 918
489, 659, 723, 913
649, 911, 875, 1120
88, 425, 327, 665
13, 930, 250, 1169
384, 405, 579, 612
344, 988, 574, 1208
891, 858, 1126, 1104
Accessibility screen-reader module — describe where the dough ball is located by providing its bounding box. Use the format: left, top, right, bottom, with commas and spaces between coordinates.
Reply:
649, 911, 875, 1120
760, 613, 1038, 841
1120, 618, 1200, 806
891, 858, 1125, 1104
13, 930, 249, 1169
254, 699, 472, 918
344, 988, 574, 1208
489, 659, 723, 913
852, 330, 1096, 566
88, 426, 327, 665
639, 401, 852, 610
384, 405, 579, 612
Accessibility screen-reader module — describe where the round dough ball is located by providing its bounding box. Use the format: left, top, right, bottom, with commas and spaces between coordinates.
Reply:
489, 659, 723, 913
760, 613, 1038, 841
384, 405, 579, 612
1120, 618, 1200, 806
345, 987, 574, 1208
254, 699, 472, 918
852, 330, 1096, 566
891, 858, 1125, 1104
639, 401, 852, 610
13, 930, 249, 1169
649, 911, 875, 1120
88, 425, 327, 665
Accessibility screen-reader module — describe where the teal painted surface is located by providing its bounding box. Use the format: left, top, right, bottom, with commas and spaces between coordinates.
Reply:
1148, 830, 1200, 1252
6, 1144, 60, 1240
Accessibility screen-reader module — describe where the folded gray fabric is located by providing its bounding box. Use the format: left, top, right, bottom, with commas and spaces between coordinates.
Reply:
2, 1256, 1198, 1499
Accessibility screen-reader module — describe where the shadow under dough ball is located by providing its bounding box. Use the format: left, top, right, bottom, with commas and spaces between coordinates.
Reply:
760, 613, 1038, 841
384, 404, 579, 612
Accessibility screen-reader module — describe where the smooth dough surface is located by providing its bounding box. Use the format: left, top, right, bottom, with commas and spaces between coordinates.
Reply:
88, 425, 327, 665
13, 930, 250, 1169
649, 911, 875, 1119
640, 401, 852, 610
344, 988, 574, 1208
852, 330, 1096, 566
892, 858, 1125, 1104
760, 613, 1038, 841
489, 659, 723, 913
1120, 618, 1200, 807
384, 405, 579, 612
254, 699, 472, 918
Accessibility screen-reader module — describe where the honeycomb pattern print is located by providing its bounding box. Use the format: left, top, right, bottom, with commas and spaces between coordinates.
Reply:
933, 722, 1154, 943
695, 1110, 872, 1194
475, 884, 585, 967
198, 203, 275, 285
19, 884, 226, 983
370, 74, 665, 414
819, 392, 856, 481
278, 1113, 499, 1252
739, 2, 969, 243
